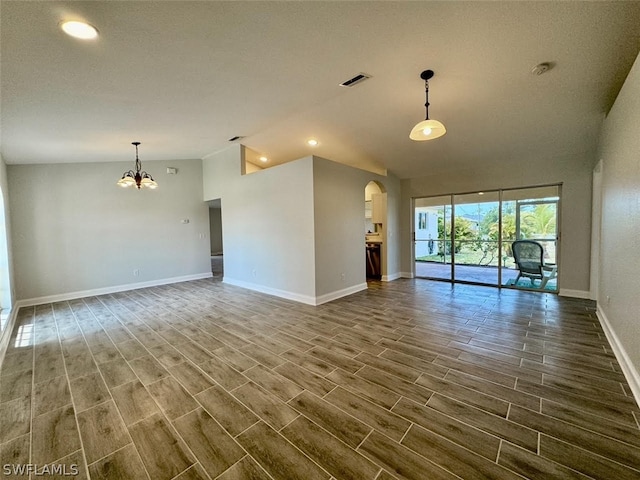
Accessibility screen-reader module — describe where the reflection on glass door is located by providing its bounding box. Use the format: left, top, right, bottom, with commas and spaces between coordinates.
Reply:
414, 196, 452, 281
414, 185, 560, 292
453, 192, 500, 285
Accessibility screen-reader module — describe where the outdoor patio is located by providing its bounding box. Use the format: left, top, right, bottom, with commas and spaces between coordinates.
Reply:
415, 261, 558, 291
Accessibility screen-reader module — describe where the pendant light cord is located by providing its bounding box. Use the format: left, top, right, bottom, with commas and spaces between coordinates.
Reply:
424, 80, 431, 121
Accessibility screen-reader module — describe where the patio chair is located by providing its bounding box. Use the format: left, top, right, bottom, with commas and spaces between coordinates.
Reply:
512, 240, 557, 288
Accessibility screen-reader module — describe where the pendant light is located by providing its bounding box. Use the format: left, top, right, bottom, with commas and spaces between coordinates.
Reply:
117, 142, 158, 189
409, 69, 446, 141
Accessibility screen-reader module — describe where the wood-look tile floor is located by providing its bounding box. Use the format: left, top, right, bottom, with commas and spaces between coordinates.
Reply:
1, 278, 640, 479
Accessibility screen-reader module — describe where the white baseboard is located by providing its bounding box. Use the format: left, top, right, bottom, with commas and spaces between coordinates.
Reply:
400, 272, 414, 279
223, 277, 317, 305
223, 277, 367, 306
15, 272, 213, 309
558, 288, 591, 299
0, 306, 20, 371
596, 305, 640, 408
382, 272, 402, 282
315, 283, 368, 305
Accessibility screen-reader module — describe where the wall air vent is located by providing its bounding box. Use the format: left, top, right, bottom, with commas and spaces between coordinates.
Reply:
339, 73, 371, 87
228, 136, 244, 142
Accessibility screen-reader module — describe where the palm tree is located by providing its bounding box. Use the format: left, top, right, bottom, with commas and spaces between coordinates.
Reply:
522, 204, 556, 238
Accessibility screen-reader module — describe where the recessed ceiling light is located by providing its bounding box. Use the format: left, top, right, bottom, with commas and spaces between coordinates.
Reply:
258, 156, 268, 163
307, 139, 319, 147
61, 21, 98, 40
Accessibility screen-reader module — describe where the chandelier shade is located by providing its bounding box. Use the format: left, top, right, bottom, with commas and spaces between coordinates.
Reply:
410, 69, 446, 141
117, 142, 158, 190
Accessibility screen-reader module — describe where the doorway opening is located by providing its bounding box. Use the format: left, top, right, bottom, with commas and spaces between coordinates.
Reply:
208, 199, 223, 277
365, 181, 386, 280
413, 185, 560, 292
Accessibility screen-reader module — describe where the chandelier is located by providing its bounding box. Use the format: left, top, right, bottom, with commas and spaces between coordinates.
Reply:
409, 69, 447, 141
117, 142, 158, 189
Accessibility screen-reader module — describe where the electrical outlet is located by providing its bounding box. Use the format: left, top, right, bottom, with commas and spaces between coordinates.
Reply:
606, 295, 611, 305
252, 269, 257, 277
341, 272, 345, 281
133, 269, 140, 277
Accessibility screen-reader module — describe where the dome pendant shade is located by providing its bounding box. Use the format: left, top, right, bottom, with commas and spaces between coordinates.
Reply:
410, 69, 446, 141
409, 119, 446, 141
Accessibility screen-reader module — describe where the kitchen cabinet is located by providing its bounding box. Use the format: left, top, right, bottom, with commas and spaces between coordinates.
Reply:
371, 193, 386, 224
365, 200, 372, 219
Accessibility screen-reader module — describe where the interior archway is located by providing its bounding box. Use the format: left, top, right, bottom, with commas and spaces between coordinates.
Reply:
364, 181, 387, 280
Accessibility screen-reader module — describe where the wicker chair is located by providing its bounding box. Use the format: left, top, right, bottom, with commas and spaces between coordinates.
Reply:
512, 240, 557, 288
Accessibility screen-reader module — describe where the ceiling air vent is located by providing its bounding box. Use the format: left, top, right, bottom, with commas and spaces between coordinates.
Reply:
339, 73, 371, 87
228, 135, 244, 142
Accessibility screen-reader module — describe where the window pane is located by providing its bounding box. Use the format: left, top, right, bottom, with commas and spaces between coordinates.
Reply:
415, 196, 452, 280
453, 192, 500, 285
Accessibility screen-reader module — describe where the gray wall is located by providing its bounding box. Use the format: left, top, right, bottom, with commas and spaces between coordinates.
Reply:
400, 151, 594, 294
312, 157, 401, 298
597, 52, 640, 383
8, 159, 211, 301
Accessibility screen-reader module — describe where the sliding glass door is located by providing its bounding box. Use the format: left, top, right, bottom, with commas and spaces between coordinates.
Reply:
502, 186, 559, 291
452, 192, 500, 285
414, 196, 452, 281
413, 185, 560, 292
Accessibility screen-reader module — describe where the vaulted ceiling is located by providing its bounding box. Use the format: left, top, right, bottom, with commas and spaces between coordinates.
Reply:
2, 1, 640, 179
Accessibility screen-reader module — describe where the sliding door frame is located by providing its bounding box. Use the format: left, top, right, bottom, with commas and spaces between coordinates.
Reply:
412, 183, 561, 291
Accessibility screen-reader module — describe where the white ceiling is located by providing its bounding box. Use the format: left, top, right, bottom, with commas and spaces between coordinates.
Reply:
2, 1, 640, 179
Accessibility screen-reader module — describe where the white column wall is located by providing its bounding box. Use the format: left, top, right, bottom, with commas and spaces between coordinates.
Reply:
203, 147, 316, 302
203, 148, 401, 304
596, 51, 640, 400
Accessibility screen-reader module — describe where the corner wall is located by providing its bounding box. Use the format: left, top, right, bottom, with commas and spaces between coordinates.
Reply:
312, 157, 401, 301
203, 147, 402, 305
203, 147, 317, 303
596, 51, 640, 401
8, 159, 211, 303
